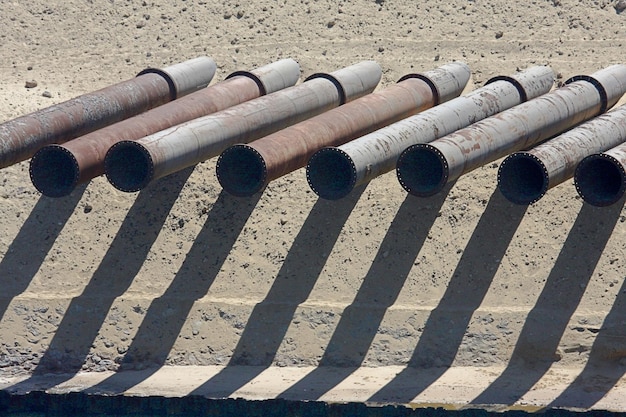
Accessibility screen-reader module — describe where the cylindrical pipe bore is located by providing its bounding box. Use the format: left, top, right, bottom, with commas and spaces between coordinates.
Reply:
105, 61, 383, 192
397, 64, 626, 197
216, 62, 471, 197
307, 65, 555, 200
0, 56, 216, 169
498, 104, 626, 205
29, 59, 300, 197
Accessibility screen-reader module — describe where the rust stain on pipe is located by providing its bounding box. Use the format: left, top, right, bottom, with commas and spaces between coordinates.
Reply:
216, 62, 471, 197
307, 66, 554, 200
499, 104, 626, 205
397, 64, 626, 197
0, 56, 217, 170
29, 59, 300, 197
104, 61, 383, 193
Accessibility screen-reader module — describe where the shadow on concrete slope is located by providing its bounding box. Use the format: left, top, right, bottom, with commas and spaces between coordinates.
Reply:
279, 186, 451, 401
189, 185, 366, 398
85, 190, 261, 394
368, 190, 528, 403
0, 186, 85, 321
8, 167, 194, 391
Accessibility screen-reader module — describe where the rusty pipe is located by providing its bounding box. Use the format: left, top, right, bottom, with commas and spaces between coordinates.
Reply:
0, 56, 217, 169
215, 62, 471, 197
397, 64, 626, 197
29, 59, 300, 197
306, 65, 555, 200
574, 118, 626, 206
498, 104, 626, 205
104, 61, 382, 192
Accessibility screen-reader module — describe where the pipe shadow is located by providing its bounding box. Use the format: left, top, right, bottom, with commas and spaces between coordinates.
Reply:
8, 167, 194, 391
278, 187, 451, 401
473, 200, 624, 407
547, 277, 626, 409
189, 186, 366, 398
85, 190, 261, 394
0, 186, 86, 321
368, 190, 528, 403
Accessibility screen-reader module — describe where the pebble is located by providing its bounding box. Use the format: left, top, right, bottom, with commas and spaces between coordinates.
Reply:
42, 91, 52, 98
616, 0, 626, 14
25, 80, 37, 88
495, 31, 504, 39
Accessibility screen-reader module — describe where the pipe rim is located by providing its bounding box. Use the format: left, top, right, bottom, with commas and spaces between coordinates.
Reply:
306, 147, 357, 200
104, 141, 154, 193
216, 145, 267, 197
575, 153, 626, 207
396, 144, 449, 197
497, 152, 549, 205
29, 145, 80, 198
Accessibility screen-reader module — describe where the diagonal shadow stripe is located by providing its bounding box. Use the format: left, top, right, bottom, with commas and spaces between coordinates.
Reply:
548, 267, 626, 409
0, 186, 86, 321
8, 167, 195, 391
84, 190, 261, 394
279, 188, 451, 401
368, 190, 528, 403
473, 200, 624, 407
189, 186, 366, 398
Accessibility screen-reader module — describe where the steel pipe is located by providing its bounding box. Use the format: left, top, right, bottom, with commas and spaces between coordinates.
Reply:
104, 61, 382, 192
574, 116, 626, 206
29, 59, 301, 197
397, 64, 626, 197
306, 65, 555, 200
498, 104, 626, 205
215, 62, 471, 197
0, 56, 217, 169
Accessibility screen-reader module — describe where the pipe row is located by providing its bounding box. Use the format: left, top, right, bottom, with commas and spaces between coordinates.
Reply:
103, 61, 383, 192
215, 62, 471, 197
574, 108, 626, 206
29, 59, 301, 197
498, 104, 626, 205
396, 64, 626, 197
306, 65, 555, 200
0, 56, 217, 169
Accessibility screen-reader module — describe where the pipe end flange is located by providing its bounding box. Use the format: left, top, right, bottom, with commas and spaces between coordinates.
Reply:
30, 145, 80, 198
396, 144, 449, 197
575, 153, 626, 207
497, 152, 549, 205
306, 147, 357, 200
216, 144, 268, 197
104, 141, 155, 193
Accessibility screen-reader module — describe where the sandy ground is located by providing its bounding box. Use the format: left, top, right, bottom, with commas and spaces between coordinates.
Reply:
1, 0, 626, 411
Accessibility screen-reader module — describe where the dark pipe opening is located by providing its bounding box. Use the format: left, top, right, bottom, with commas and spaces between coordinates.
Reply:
497, 153, 548, 205
575, 154, 626, 207
29, 145, 80, 198
216, 145, 267, 197
306, 147, 356, 200
104, 141, 154, 192
396, 144, 447, 197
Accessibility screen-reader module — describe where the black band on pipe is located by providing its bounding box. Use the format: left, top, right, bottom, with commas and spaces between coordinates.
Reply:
565, 74, 609, 114
226, 71, 267, 96
137, 68, 178, 101
397, 73, 441, 105
304, 73, 347, 105
485, 75, 528, 102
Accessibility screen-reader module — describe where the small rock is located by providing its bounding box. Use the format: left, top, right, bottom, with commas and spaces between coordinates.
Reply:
327, 20, 336, 28
495, 31, 504, 39
434, 54, 440, 61
83, 204, 93, 213
27, 66, 33, 70
616, 0, 626, 14
25, 80, 37, 88
42, 91, 52, 98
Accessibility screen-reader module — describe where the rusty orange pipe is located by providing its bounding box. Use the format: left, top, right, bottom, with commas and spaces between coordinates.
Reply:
0, 56, 217, 170
29, 59, 300, 197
